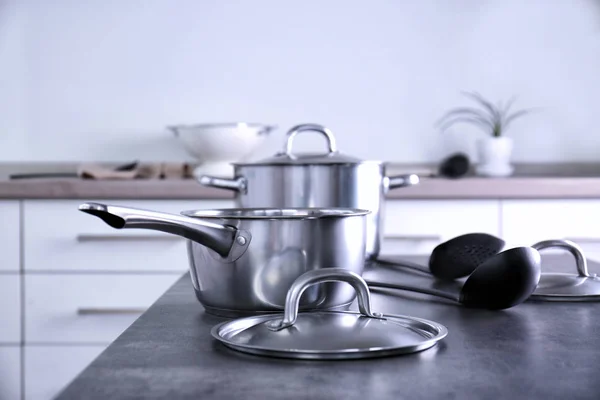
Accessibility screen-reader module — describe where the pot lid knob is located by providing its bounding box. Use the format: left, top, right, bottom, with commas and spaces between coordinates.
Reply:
265, 268, 384, 331
284, 124, 338, 159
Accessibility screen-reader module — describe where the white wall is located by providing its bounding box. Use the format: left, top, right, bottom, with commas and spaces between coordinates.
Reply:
1, 0, 599, 163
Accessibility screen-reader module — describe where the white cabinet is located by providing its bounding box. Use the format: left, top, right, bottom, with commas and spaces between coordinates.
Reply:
25, 345, 105, 400
380, 200, 501, 255
0, 347, 20, 400
25, 274, 182, 344
23, 199, 233, 272
502, 200, 600, 261
0, 275, 20, 344
0, 200, 20, 272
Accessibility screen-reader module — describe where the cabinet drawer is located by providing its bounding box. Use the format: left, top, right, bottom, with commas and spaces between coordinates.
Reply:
0, 346, 20, 400
25, 274, 181, 344
381, 200, 500, 255
0, 200, 20, 272
0, 275, 20, 343
25, 345, 104, 400
502, 200, 600, 261
23, 199, 233, 272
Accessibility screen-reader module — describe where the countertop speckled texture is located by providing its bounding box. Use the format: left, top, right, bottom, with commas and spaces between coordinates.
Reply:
56, 254, 600, 400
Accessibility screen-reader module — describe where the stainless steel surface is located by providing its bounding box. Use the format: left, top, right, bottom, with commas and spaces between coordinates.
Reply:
265, 269, 383, 331
198, 175, 247, 193
284, 123, 337, 159
79, 202, 246, 259
245, 123, 363, 165
76, 234, 183, 242
530, 239, 600, 301
211, 268, 448, 360
79, 202, 369, 317
533, 239, 590, 277
77, 307, 146, 315
168, 122, 276, 132
180, 207, 369, 219
199, 123, 420, 259
386, 173, 421, 190
383, 234, 442, 242
563, 236, 600, 244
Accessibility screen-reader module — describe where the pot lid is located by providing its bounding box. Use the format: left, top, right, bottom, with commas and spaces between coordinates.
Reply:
234, 124, 369, 166
531, 273, 600, 301
211, 269, 448, 360
530, 239, 600, 301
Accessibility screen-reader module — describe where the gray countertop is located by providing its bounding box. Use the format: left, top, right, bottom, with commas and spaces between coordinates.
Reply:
56, 254, 600, 400
3, 161, 600, 199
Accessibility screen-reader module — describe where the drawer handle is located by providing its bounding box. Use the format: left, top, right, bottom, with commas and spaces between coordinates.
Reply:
384, 234, 442, 242
76, 234, 183, 242
77, 307, 146, 315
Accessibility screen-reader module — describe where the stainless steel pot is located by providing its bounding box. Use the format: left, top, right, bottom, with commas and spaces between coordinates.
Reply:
78, 202, 369, 317
199, 123, 419, 260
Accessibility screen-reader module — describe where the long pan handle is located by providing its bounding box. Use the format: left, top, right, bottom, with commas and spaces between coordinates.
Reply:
78, 202, 251, 261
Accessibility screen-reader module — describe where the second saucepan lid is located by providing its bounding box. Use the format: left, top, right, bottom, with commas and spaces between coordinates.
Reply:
211, 269, 448, 360
530, 239, 600, 301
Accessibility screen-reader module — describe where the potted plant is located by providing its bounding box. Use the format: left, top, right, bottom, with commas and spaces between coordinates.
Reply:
436, 91, 533, 177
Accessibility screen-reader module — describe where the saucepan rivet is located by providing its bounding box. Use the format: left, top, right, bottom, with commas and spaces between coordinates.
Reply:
236, 236, 247, 246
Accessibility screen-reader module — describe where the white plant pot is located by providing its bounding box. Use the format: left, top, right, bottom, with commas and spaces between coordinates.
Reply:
475, 137, 514, 177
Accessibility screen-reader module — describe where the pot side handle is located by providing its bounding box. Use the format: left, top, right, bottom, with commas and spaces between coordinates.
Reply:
78, 202, 251, 261
198, 176, 247, 194
385, 173, 420, 190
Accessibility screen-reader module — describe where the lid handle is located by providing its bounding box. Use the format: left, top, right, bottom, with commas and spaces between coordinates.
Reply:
532, 239, 592, 277
266, 268, 384, 331
284, 124, 338, 158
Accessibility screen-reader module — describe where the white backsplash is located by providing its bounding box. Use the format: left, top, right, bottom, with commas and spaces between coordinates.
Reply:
1, 0, 599, 163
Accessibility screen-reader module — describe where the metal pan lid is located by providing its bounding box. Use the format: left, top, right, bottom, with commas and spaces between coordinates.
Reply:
211, 269, 448, 360
233, 124, 373, 166
530, 240, 600, 301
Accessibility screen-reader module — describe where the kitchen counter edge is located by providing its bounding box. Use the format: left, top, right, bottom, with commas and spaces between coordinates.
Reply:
2, 176, 600, 199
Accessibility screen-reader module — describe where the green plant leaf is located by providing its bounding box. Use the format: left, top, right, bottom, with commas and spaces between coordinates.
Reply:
502, 95, 518, 117
503, 109, 532, 129
460, 91, 501, 122
439, 91, 536, 137
437, 116, 494, 133
493, 122, 502, 137
435, 107, 492, 127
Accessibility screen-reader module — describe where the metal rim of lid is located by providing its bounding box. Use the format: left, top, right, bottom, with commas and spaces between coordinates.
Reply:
530, 273, 600, 301
210, 311, 448, 360
209, 268, 448, 360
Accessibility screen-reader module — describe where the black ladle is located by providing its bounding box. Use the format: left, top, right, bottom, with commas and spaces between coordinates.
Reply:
438, 152, 471, 179
377, 233, 505, 280
366, 246, 541, 310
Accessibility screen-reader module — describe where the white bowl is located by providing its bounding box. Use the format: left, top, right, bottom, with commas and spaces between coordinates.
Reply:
168, 123, 275, 163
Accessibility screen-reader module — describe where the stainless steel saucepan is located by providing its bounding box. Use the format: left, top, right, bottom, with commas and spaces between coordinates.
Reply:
199, 123, 419, 260
78, 202, 370, 317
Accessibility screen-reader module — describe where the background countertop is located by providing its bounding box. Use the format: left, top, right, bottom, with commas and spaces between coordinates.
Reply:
3, 162, 600, 199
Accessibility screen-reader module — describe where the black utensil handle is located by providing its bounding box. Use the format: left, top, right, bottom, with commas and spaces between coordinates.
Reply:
365, 280, 459, 302
375, 257, 432, 276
